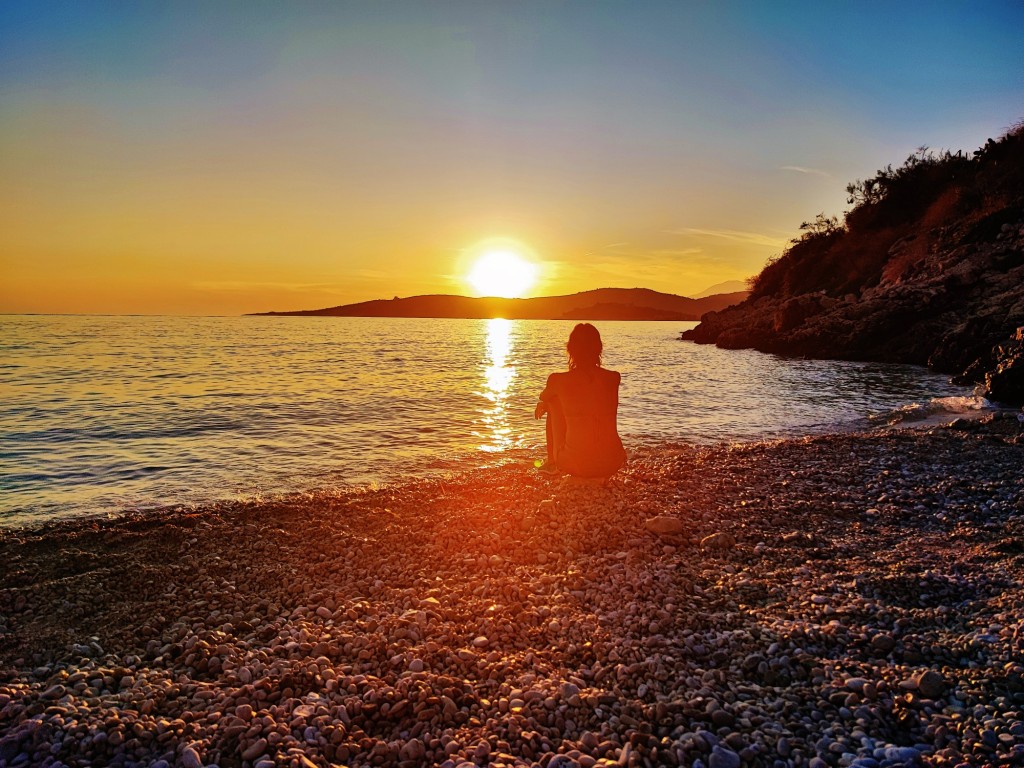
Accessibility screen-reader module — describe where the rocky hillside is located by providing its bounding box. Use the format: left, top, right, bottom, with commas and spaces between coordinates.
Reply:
683, 125, 1024, 405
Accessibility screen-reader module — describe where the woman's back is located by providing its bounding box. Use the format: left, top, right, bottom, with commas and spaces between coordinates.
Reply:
543, 366, 625, 477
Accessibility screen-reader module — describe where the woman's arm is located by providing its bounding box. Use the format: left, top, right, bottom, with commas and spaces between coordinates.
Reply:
536, 373, 559, 418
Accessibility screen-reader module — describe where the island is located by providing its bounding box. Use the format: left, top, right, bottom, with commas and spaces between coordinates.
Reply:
250, 287, 749, 322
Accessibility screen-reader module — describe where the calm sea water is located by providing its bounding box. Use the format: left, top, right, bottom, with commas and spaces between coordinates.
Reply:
1, 315, 975, 526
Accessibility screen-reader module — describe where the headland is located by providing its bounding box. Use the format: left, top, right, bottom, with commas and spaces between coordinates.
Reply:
682, 127, 1024, 406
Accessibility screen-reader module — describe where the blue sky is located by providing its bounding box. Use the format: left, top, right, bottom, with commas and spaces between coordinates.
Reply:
2, 1, 1022, 313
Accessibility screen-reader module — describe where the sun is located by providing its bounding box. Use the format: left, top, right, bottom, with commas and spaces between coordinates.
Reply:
466, 250, 538, 298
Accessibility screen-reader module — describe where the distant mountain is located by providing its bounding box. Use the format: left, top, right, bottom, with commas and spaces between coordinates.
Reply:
691, 279, 749, 298
251, 287, 749, 321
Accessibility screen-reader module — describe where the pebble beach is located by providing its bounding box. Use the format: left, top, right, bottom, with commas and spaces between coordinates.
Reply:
2, 417, 1023, 768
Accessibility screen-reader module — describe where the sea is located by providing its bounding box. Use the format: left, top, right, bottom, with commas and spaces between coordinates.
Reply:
0, 315, 986, 527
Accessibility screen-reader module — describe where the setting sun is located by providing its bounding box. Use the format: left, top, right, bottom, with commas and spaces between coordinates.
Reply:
466, 250, 538, 298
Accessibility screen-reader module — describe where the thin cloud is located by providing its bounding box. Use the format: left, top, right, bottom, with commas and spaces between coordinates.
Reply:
356, 270, 389, 280
580, 247, 702, 261
650, 248, 703, 257
192, 281, 340, 293
780, 165, 831, 178
670, 228, 787, 249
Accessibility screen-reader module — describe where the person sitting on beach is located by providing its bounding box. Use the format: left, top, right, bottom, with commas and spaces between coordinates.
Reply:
535, 323, 627, 479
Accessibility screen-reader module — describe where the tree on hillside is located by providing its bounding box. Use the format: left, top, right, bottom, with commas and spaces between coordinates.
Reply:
796, 213, 842, 240
844, 147, 965, 208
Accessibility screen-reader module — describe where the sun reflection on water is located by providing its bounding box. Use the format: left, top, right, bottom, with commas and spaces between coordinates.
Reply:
477, 318, 516, 452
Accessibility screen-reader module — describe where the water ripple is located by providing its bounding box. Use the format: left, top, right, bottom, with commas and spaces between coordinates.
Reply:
0, 315, 971, 526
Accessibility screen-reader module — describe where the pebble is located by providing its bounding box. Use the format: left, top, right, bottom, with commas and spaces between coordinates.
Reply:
0, 423, 1021, 768
871, 633, 896, 652
709, 745, 741, 768
180, 746, 203, 768
884, 746, 921, 763
644, 515, 684, 536
241, 737, 268, 761
915, 669, 945, 698
700, 531, 736, 550
711, 708, 735, 728
777, 737, 791, 758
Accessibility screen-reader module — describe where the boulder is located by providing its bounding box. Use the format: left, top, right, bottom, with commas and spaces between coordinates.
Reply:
985, 327, 1024, 405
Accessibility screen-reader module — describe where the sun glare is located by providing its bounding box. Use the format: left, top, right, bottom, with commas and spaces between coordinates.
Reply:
466, 250, 538, 298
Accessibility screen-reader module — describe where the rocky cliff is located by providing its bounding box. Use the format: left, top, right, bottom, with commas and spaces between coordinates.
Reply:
683, 126, 1024, 405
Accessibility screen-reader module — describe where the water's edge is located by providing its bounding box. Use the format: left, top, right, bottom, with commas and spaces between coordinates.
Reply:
1, 316, 976, 526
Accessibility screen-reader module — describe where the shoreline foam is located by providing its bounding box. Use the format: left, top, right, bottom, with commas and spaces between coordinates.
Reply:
1, 418, 1023, 767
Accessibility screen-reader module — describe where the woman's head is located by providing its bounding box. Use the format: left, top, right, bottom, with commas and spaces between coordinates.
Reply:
567, 323, 603, 369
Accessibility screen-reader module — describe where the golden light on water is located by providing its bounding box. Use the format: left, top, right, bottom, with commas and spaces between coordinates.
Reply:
477, 318, 516, 452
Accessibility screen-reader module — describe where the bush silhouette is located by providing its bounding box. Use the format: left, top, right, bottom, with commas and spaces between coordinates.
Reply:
748, 124, 1024, 302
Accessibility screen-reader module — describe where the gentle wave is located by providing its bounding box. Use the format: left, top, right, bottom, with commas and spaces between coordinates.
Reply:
867, 392, 993, 425
0, 315, 972, 526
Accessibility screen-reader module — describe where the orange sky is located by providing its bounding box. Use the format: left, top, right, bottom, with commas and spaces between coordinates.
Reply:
1, 3, 1021, 315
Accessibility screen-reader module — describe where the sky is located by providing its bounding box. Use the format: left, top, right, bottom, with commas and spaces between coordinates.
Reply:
1, 1, 1022, 315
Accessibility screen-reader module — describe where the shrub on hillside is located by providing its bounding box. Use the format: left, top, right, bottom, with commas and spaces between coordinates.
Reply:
747, 124, 1024, 301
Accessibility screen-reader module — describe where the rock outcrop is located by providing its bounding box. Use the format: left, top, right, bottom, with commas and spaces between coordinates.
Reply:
986, 327, 1024, 404
683, 128, 1024, 405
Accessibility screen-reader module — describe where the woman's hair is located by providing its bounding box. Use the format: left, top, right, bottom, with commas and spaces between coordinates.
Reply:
566, 323, 603, 369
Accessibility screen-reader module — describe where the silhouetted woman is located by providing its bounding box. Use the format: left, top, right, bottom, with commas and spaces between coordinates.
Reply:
535, 323, 626, 478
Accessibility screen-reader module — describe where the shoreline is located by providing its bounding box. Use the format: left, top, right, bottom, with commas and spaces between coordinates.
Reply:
3, 395, 1005, 534
1, 418, 1023, 768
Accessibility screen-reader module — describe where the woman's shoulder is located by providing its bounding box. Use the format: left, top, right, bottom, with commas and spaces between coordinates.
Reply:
546, 370, 568, 388
601, 367, 621, 382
